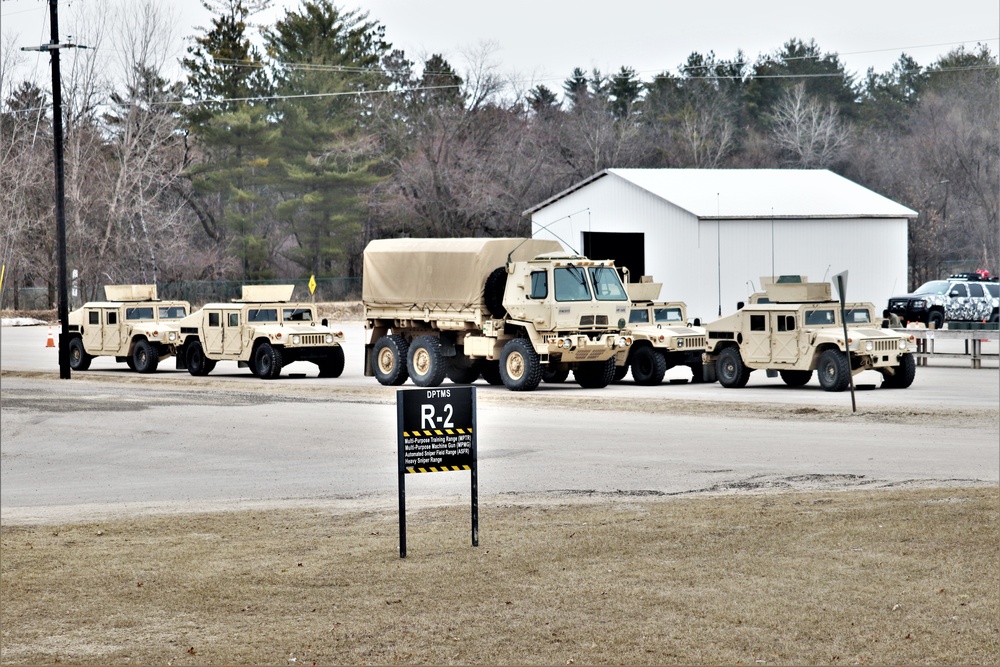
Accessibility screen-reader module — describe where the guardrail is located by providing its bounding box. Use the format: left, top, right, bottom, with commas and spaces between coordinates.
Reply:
895, 328, 1000, 369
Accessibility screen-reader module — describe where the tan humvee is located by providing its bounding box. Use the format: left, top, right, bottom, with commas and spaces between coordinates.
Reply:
175, 285, 345, 379
66, 285, 190, 373
363, 238, 632, 391
702, 276, 916, 391
613, 279, 708, 385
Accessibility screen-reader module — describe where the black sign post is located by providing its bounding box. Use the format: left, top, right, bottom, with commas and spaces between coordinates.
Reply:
833, 270, 857, 413
397, 386, 478, 558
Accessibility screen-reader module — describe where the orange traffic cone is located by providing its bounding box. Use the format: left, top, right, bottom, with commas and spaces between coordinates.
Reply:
46, 326, 55, 348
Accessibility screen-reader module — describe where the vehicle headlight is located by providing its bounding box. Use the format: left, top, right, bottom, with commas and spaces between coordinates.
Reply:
677, 339, 685, 348
168, 332, 176, 342
292, 335, 300, 345
898, 339, 907, 350
913, 300, 926, 309
865, 341, 874, 352
326, 334, 334, 344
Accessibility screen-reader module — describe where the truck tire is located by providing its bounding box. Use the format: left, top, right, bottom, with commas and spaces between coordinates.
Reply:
928, 310, 945, 330
132, 339, 159, 374
68, 337, 92, 371
881, 352, 916, 389
484, 267, 508, 318
447, 357, 480, 384
500, 338, 542, 391
817, 349, 850, 392
372, 334, 409, 386
717, 347, 750, 388
317, 346, 345, 378
407, 335, 447, 387
254, 342, 284, 379
479, 360, 504, 386
185, 341, 216, 376
612, 363, 629, 383
688, 362, 705, 383
574, 358, 616, 389
543, 366, 570, 383
630, 346, 667, 386
779, 369, 812, 387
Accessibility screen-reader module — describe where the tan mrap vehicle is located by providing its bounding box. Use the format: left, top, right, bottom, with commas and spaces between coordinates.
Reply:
613, 278, 709, 385
363, 238, 633, 391
175, 285, 345, 379
66, 285, 189, 373
701, 276, 916, 391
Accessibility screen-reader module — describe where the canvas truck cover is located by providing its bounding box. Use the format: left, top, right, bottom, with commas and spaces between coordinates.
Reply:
363, 237, 562, 309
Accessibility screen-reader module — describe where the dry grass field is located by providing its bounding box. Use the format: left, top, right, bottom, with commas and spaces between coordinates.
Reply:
2, 486, 997, 665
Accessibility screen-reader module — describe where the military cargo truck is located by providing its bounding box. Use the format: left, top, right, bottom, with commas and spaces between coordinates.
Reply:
66, 285, 189, 373
175, 285, 345, 379
613, 279, 708, 385
363, 238, 633, 391
702, 276, 916, 391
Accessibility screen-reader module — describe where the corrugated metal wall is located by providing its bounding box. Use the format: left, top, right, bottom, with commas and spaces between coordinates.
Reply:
530, 175, 909, 323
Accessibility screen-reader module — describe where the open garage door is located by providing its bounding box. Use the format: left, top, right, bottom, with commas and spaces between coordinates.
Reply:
582, 231, 645, 279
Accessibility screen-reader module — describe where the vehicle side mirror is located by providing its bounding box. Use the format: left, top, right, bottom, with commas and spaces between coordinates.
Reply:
693, 318, 701, 326
736, 301, 745, 310
949, 290, 961, 297
321, 318, 328, 326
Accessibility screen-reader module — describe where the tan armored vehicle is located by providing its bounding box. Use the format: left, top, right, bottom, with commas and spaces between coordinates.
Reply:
175, 285, 345, 379
66, 285, 189, 373
363, 238, 633, 391
614, 279, 708, 385
702, 276, 916, 391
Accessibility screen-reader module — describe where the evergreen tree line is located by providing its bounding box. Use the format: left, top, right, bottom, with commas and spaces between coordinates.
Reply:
1, 0, 997, 306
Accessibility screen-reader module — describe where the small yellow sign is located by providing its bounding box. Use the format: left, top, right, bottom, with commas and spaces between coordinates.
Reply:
308, 274, 317, 295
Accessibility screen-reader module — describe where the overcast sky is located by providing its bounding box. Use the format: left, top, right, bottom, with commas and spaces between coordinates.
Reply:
3, 0, 998, 94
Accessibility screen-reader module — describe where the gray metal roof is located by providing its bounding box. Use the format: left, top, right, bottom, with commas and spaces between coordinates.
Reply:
523, 168, 918, 219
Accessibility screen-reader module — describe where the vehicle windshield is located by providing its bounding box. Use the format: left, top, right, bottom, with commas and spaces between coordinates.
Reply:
844, 308, 872, 324
913, 281, 950, 296
283, 307, 313, 322
629, 309, 650, 324
553, 267, 591, 302
125, 307, 154, 320
654, 307, 683, 323
159, 305, 187, 319
587, 266, 628, 301
247, 308, 278, 322
804, 309, 836, 326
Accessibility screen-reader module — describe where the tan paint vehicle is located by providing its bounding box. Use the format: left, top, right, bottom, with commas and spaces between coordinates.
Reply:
613, 279, 708, 385
175, 285, 345, 379
702, 276, 916, 391
66, 285, 189, 373
363, 238, 633, 391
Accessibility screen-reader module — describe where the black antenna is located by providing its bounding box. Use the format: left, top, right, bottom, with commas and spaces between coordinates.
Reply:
507, 210, 585, 265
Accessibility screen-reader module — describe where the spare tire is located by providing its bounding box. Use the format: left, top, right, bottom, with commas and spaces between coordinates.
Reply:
484, 267, 508, 318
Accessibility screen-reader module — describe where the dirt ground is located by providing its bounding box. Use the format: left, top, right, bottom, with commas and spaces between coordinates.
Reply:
1, 487, 997, 665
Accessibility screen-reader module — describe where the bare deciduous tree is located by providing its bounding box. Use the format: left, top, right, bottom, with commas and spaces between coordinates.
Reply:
768, 83, 851, 168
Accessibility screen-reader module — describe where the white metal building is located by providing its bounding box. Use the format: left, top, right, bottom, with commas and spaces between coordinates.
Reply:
523, 168, 917, 323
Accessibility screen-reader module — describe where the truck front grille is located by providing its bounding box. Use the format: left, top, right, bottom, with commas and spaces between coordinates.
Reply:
297, 334, 327, 346
868, 339, 899, 352
680, 335, 707, 348
579, 315, 610, 328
